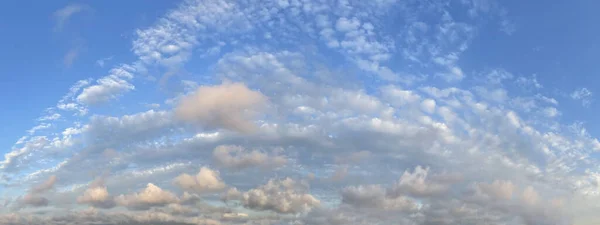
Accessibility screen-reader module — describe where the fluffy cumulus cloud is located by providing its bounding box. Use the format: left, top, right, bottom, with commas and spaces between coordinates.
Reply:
175, 82, 268, 133
115, 183, 179, 210
173, 167, 227, 194
5, 0, 600, 225
228, 178, 320, 214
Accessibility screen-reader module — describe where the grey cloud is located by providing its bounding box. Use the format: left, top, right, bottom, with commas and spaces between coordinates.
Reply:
227, 177, 320, 214
212, 145, 287, 170
31, 175, 57, 194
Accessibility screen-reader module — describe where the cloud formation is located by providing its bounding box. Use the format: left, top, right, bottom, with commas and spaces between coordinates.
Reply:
5, 0, 600, 224
115, 183, 179, 210
212, 145, 287, 170
175, 82, 268, 133
173, 167, 227, 194
53, 3, 89, 31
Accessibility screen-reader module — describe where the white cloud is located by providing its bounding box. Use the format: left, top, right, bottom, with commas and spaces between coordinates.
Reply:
115, 183, 179, 210
542, 107, 560, 118
38, 113, 61, 121
420, 99, 436, 114
77, 186, 115, 208
27, 123, 51, 135
571, 87, 593, 107
387, 166, 452, 198
76, 65, 136, 105
175, 82, 268, 133
173, 167, 226, 194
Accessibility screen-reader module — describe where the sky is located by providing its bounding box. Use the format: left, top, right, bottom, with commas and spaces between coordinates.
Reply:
1, 0, 600, 224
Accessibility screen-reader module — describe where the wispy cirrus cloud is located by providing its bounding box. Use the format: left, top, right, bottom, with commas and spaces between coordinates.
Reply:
53, 3, 90, 32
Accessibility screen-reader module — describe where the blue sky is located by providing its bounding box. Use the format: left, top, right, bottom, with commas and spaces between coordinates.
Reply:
1, 0, 600, 224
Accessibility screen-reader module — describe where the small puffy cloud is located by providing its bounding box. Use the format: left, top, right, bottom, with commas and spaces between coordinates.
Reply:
173, 167, 226, 194
77, 186, 115, 208
77, 176, 115, 209
175, 82, 268, 133
335, 17, 361, 32
232, 178, 320, 214
212, 145, 287, 170
115, 183, 179, 210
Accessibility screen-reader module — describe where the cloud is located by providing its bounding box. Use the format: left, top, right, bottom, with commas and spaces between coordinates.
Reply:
77, 176, 115, 208
212, 145, 287, 170
17, 175, 57, 208
115, 183, 179, 210
173, 167, 226, 194
7, 0, 600, 224
237, 178, 320, 214
63, 47, 80, 67
175, 82, 268, 133
571, 87, 593, 107
76, 65, 136, 105
53, 3, 89, 31
341, 184, 417, 212
77, 186, 115, 208
20, 194, 49, 207
474, 180, 516, 201
31, 175, 57, 194
38, 113, 61, 122
96, 56, 114, 68
387, 166, 453, 198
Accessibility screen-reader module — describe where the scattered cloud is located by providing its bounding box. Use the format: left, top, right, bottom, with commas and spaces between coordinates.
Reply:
115, 183, 179, 210
53, 3, 90, 31
6, 0, 600, 224
175, 82, 268, 133
173, 167, 226, 194
96, 56, 114, 68
571, 87, 593, 107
